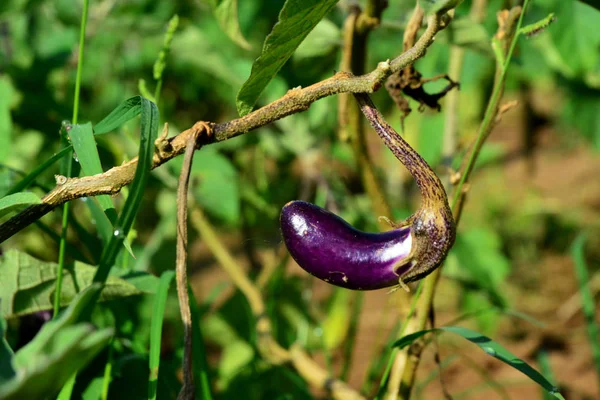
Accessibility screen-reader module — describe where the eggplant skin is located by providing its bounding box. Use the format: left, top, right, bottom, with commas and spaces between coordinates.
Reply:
280, 201, 412, 290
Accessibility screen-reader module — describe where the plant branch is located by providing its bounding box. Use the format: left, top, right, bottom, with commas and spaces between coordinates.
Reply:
0, 12, 447, 243
176, 130, 200, 400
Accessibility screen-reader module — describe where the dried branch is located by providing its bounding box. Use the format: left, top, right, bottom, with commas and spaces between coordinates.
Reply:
0, 12, 447, 243
176, 127, 203, 400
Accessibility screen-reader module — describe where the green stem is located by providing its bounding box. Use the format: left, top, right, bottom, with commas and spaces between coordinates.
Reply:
153, 80, 163, 106
452, 0, 530, 208
54, 0, 89, 317
72, 0, 89, 125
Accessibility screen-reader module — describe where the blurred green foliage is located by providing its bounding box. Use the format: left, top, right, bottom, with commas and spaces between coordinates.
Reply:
0, 0, 599, 399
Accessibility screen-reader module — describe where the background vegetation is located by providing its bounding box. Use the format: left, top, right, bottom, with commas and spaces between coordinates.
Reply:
0, 0, 599, 399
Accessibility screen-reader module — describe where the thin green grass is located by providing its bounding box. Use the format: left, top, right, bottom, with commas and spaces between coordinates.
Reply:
148, 270, 175, 400
101, 338, 114, 400
54, 0, 90, 323
537, 349, 558, 400
56, 373, 77, 400
4, 146, 70, 195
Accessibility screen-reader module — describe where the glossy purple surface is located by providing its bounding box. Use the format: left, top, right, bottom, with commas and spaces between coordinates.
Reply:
280, 201, 413, 290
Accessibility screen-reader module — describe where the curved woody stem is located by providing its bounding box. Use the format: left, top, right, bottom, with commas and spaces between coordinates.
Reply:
354, 94, 455, 284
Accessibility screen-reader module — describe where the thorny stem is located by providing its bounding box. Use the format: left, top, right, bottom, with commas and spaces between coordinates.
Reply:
0, 12, 446, 243
176, 133, 198, 400
393, 3, 530, 400
190, 207, 364, 400
354, 95, 448, 211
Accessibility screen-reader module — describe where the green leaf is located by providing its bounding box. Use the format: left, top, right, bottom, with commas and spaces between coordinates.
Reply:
0, 250, 153, 319
0, 285, 113, 400
0, 192, 41, 218
148, 270, 175, 400
93, 97, 159, 284
571, 235, 600, 378
548, 1, 600, 76
235, 0, 339, 116
208, 0, 251, 50
393, 326, 564, 399
419, 0, 463, 15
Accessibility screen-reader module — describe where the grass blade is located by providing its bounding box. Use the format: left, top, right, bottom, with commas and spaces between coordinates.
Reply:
393, 326, 565, 399
68, 122, 134, 257
67, 122, 117, 219
56, 374, 76, 400
4, 146, 71, 196
148, 270, 175, 400
93, 97, 159, 284
94, 96, 143, 135
571, 234, 600, 385
0, 192, 42, 218
537, 350, 558, 400
101, 340, 114, 400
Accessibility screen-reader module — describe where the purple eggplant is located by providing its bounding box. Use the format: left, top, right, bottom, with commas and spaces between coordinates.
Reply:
281, 201, 413, 290
280, 94, 456, 290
